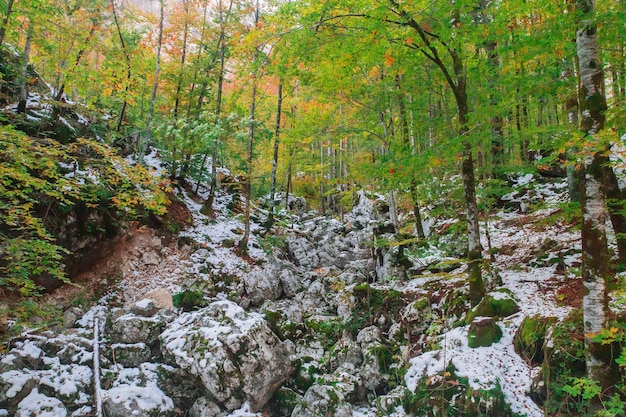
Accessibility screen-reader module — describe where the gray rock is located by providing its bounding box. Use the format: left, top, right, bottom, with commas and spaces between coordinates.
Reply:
156, 365, 206, 410
291, 384, 352, 417
15, 389, 67, 417
243, 259, 284, 305
103, 385, 174, 417
132, 299, 158, 317
109, 343, 152, 368
160, 301, 292, 412
189, 397, 225, 417
108, 314, 165, 346
142, 250, 160, 266
0, 370, 35, 410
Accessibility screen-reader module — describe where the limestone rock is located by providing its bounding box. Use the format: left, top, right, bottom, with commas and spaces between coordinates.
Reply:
291, 384, 352, 417
15, 389, 67, 417
160, 301, 292, 411
109, 343, 152, 368
189, 397, 225, 417
132, 299, 158, 317
108, 314, 165, 346
0, 370, 35, 411
144, 288, 174, 310
103, 385, 174, 417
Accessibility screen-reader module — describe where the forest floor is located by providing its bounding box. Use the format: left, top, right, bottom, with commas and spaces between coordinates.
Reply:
23, 154, 602, 417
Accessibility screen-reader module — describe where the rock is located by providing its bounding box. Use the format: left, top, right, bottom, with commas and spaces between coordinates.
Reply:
243, 258, 285, 305
291, 384, 352, 417
62, 308, 79, 328
266, 387, 302, 417
103, 385, 174, 417
132, 299, 158, 317
514, 315, 556, 365
142, 250, 161, 266
160, 301, 292, 411
0, 370, 35, 411
156, 365, 206, 411
144, 288, 174, 310
108, 314, 165, 346
38, 358, 93, 403
466, 290, 520, 324
109, 343, 152, 368
189, 397, 225, 417
15, 389, 67, 417
468, 317, 502, 348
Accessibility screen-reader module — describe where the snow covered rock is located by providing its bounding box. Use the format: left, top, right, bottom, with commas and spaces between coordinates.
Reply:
103, 385, 174, 417
243, 259, 284, 305
188, 396, 224, 417
0, 370, 35, 411
291, 384, 352, 417
108, 343, 152, 368
160, 301, 292, 411
132, 299, 158, 317
15, 389, 67, 417
108, 313, 166, 346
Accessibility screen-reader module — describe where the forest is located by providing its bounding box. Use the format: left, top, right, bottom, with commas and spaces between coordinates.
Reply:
1, 0, 626, 416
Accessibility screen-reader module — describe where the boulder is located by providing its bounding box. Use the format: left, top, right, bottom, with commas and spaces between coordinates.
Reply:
189, 397, 225, 417
103, 385, 174, 417
108, 314, 166, 346
15, 389, 67, 417
514, 315, 556, 365
109, 343, 152, 368
156, 365, 207, 410
144, 288, 174, 310
0, 370, 35, 411
468, 317, 502, 348
132, 299, 158, 317
466, 290, 520, 324
291, 384, 352, 417
160, 301, 292, 411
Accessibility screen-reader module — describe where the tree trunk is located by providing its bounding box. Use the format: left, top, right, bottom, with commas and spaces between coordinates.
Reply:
576, 0, 619, 394
138, 0, 164, 165
111, 0, 132, 133
17, 22, 33, 114
266, 81, 283, 233
173, 0, 189, 121
204, 0, 234, 208
239, 1, 260, 253
0, 0, 14, 48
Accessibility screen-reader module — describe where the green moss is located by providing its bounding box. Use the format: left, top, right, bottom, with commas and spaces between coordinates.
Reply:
466, 290, 519, 324
349, 283, 406, 334
172, 290, 206, 312
265, 387, 301, 417
468, 318, 502, 348
514, 315, 556, 365
402, 365, 521, 417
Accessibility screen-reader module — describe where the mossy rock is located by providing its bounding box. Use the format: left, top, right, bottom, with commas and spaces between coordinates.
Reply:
402, 364, 517, 417
264, 387, 302, 417
172, 290, 206, 312
468, 317, 502, 348
264, 308, 306, 341
465, 290, 519, 324
513, 315, 556, 365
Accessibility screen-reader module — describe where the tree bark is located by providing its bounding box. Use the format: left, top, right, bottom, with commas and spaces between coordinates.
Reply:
17, 22, 33, 114
138, 0, 164, 165
111, 0, 132, 133
0, 0, 14, 48
266, 81, 283, 233
204, 0, 234, 208
576, 0, 618, 394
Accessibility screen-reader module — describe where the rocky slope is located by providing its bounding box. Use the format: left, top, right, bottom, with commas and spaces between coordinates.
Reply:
0, 161, 608, 417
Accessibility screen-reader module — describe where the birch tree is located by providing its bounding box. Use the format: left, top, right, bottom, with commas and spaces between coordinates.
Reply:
576, 0, 618, 393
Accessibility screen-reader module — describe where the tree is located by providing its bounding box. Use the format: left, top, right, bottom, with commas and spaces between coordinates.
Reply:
138, 0, 165, 165
575, 0, 619, 395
